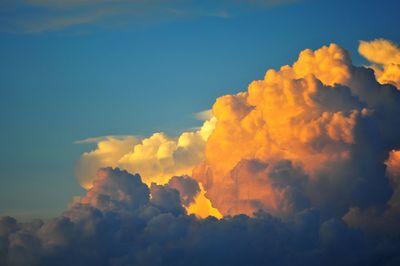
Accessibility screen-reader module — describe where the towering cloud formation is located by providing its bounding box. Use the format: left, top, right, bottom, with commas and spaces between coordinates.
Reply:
76, 39, 400, 224
5, 39, 399, 265
193, 41, 400, 223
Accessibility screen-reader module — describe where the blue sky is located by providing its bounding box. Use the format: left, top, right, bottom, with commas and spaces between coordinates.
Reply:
1, 0, 400, 219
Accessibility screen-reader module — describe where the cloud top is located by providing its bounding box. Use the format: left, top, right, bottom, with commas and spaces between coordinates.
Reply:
359, 38, 400, 88
192, 41, 400, 225
76, 118, 216, 189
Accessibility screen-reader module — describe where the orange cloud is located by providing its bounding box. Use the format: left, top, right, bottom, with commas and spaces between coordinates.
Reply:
359, 39, 400, 88
193, 41, 400, 219
186, 184, 222, 219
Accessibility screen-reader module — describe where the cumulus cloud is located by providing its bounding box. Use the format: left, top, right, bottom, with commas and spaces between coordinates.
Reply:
344, 149, 400, 234
2, 167, 400, 266
359, 38, 400, 88
165, 175, 200, 206
76, 118, 221, 218
76, 118, 216, 189
76, 136, 140, 189
74, 39, 400, 224
193, 41, 400, 224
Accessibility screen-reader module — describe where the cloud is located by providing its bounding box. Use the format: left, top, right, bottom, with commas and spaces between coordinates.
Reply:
24, 0, 298, 9
79, 168, 150, 212
192, 41, 400, 225
1, 167, 400, 265
0, 0, 197, 33
74, 135, 137, 144
343, 149, 400, 234
359, 38, 400, 88
194, 109, 213, 121
75, 136, 140, 189
76, 117, 221, 218
240, 0, 300, 7
73, 39, 400, 224
76, 117, 216, 189
165, 175, 200, 206
3, 39, 400, 265
0, 0, 301, 33
359, 39, 400, 65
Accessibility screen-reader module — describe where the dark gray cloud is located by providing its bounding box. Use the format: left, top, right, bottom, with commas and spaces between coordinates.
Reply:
166, 175, 200, 206
1, 167, 400, 266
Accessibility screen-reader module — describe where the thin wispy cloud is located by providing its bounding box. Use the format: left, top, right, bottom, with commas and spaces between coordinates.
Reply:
194, 109, 213, 121
0, 0, 301, 33
74, 135, 138, 145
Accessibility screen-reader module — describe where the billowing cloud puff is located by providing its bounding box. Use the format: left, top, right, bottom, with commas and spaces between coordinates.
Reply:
76, 119, 221, 218
344, 149, 400, 234
2, 167, 400, 266
79, 168, 150, 212
165, 175, 200, 206
76, 117, 216, 189
76, 136, 140, 189
193, 41, 400, 222
359, 38, 400, 88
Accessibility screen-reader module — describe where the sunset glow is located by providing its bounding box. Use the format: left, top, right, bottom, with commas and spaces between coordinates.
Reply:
1, 1, 400, 265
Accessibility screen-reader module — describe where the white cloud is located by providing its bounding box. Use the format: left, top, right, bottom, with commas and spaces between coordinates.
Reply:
76, 117, 216, 189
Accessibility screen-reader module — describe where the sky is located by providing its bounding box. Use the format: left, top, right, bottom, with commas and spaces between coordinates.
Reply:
2, 0, 400, 265
0, 0, 398, 219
